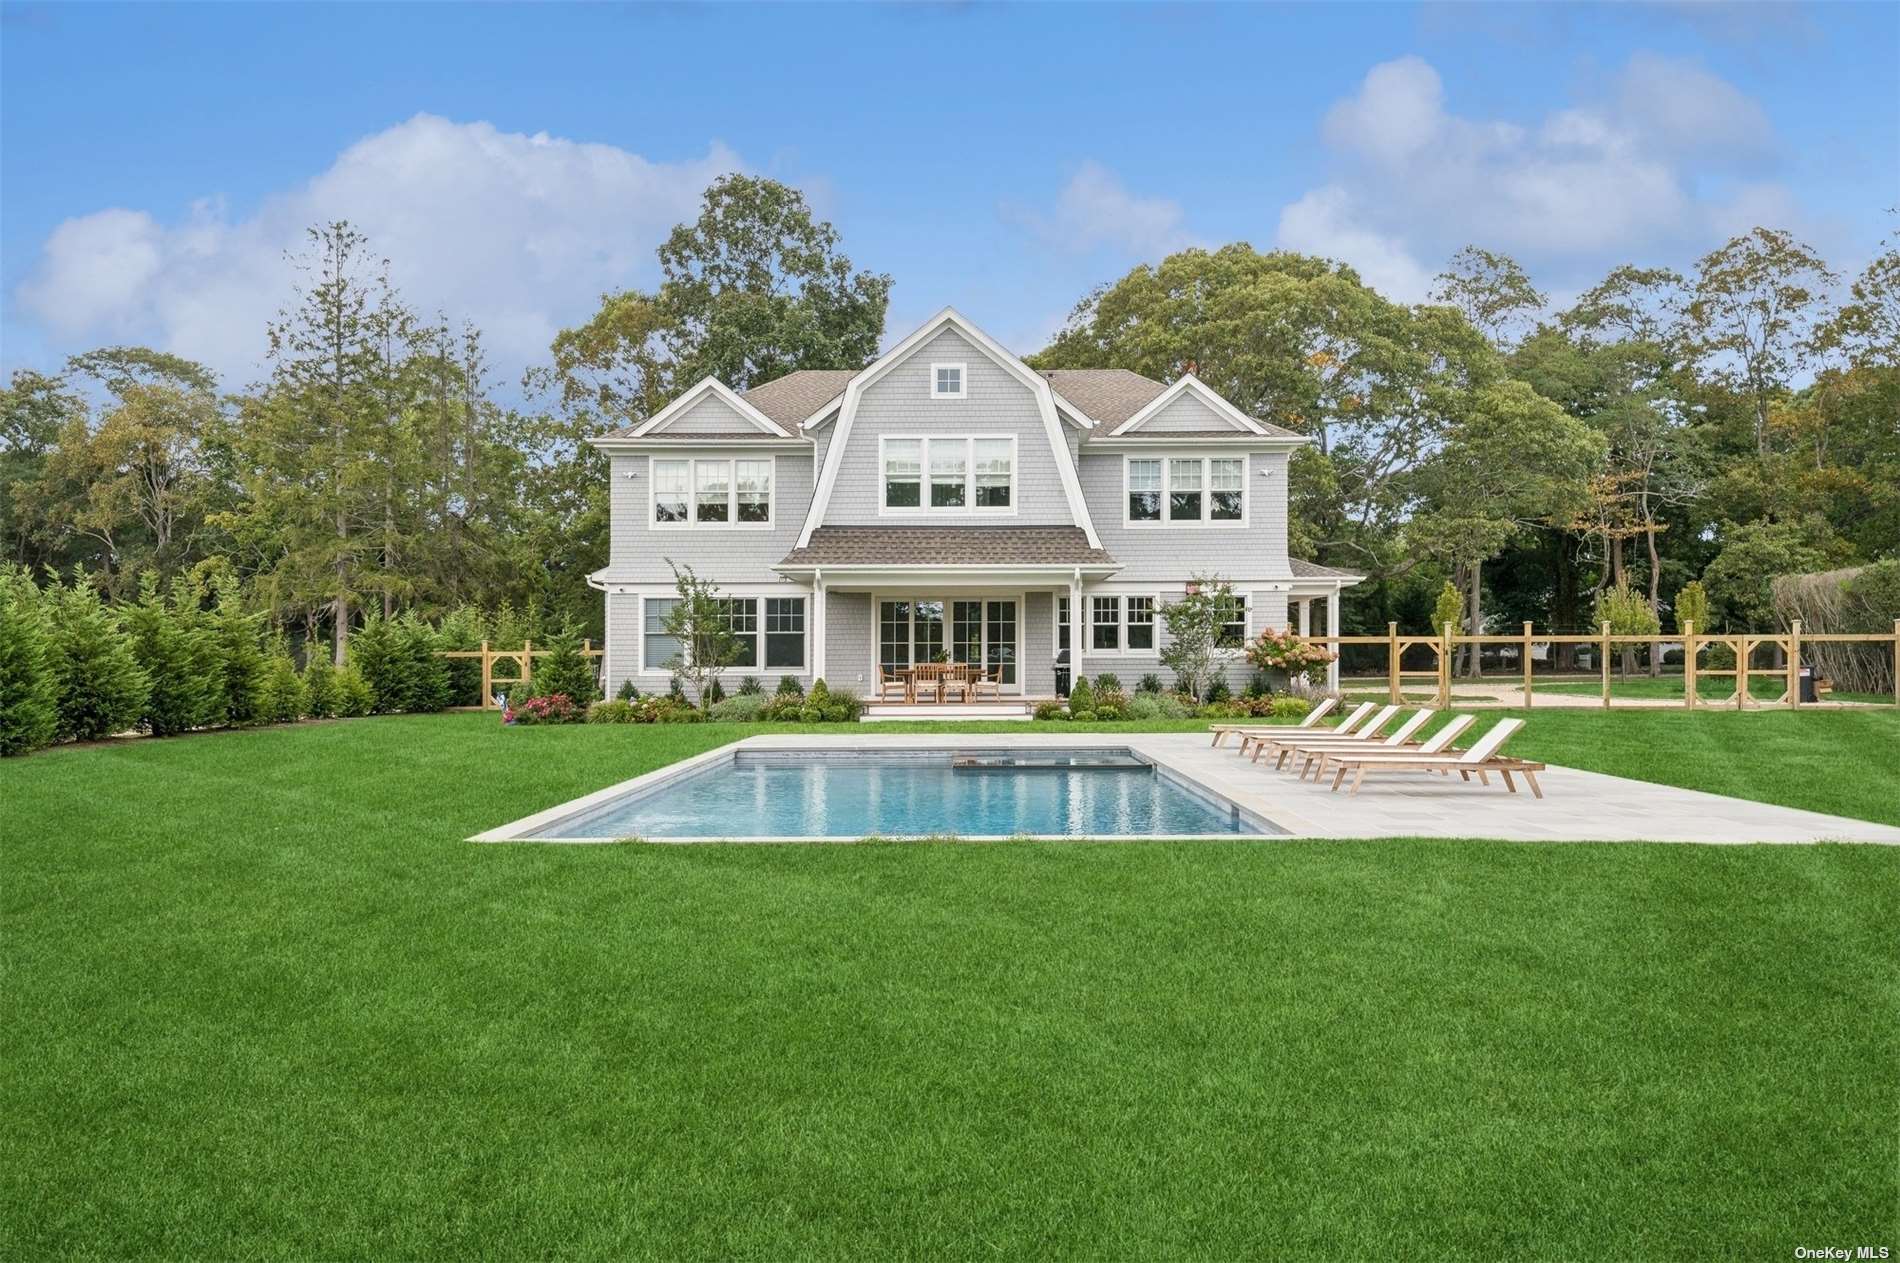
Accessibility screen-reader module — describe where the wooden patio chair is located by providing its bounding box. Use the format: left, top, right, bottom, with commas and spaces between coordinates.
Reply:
1210, 697, 1336, 746
939, 663, 972, 704
970, 664, 1002, 701
876, 665, 911, 704
1322, 717, 1545, 797
1267, 707, 1439, 775
1247, 704, 1400, 763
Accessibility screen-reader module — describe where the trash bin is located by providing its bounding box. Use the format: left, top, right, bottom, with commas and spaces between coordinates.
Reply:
1054, 649, 1071, 698
1799, 667, 1816, 703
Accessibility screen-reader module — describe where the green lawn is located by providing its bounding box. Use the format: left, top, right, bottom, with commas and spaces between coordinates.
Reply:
4, 714, 1898, 1258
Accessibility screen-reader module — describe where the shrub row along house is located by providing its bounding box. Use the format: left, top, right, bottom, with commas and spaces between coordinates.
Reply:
589, 309, 1361, 705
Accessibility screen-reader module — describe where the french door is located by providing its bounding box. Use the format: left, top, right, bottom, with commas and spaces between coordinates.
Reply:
878, 597, 1017, 690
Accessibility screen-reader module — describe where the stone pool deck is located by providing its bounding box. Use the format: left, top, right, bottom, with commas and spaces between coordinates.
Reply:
477, 732, 1900, 845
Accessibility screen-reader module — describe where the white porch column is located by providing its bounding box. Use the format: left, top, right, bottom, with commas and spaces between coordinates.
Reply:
1297, 598, 1311, 636
1326, 587, 1341, 692
1070, 569, 1084, 666
813, 571, 827, 680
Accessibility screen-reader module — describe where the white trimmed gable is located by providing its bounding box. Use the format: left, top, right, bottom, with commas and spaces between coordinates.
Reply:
796, 309, 1101, 548
1106, 374, 1270, 437
631, 377, 787, 437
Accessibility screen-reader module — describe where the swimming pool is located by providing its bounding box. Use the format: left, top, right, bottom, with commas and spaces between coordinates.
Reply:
525, 748, 1272, 840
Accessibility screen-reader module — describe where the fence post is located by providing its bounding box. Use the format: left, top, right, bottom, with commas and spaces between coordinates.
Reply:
1736, 637, 1748, 710
1522, 621, 1533, 709
1786, 619, 1801, 707
479, 640, 492, 709
1683, 622, 1696, 710
521, 638, 533, 688
1893, 619, 1899, 707
1600, 621, 1612, 709
1439, 622, 1453, 709
1388, 621, 1399, 704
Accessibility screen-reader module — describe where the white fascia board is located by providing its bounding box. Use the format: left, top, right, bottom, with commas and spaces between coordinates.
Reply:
629, 377, 786, 437
593, 438, 810, 453
1084, 435, 1311, 450
796, 308, 1103, 550
1106, 373, 1270, 437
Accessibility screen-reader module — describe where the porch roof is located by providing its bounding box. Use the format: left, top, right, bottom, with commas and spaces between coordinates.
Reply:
778, 526, 1118, 571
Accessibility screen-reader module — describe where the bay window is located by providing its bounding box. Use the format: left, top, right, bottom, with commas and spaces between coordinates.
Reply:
652, 457, 773, 527
1125, 455, 1248, 525
882, 436, 1015, 514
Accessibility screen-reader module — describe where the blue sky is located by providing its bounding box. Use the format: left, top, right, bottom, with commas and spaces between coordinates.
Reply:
3, 1, 1895, 392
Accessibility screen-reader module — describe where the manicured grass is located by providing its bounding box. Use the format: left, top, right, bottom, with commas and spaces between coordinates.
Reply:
4, 715, 1898, 1258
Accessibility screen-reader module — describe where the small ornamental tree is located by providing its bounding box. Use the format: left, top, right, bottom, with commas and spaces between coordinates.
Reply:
1595, 580, 1661, 678
210, 576, 267, 727
534, 620, 599, 704
1673, 580, 1710, 634
45, 570, 150, 743
1431, 581, 1463, 636
1159, 575, 1237, 702
662, 562, 741, 707
0, 568, 58, 756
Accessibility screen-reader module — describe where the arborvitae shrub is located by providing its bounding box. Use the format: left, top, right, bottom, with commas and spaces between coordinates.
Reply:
616, 678, 638, 701
211, 577, 267, 726
1067, 676, 1096, 716
178, 590, 227, 730
124, 575, 219, 738
776, 675, 804, 697
333, 664, 374, 717
435, 605, 487, 706
302, 643, 338, 719
737, 675, 763, 695
349, 616, 406, 714
258, 653, 307, 724
398, 614, 452, 712
533, 622, 598, 705
0, 569, 58, 756
46, 572, 149, 743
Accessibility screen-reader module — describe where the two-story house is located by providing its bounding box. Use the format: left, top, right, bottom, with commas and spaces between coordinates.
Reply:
589, 308, 1360, 706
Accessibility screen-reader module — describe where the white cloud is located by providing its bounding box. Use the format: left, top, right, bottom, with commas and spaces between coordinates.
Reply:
1275, 53, 1795, 303
15, 114, 741, 386
1009, 162, 1196, 259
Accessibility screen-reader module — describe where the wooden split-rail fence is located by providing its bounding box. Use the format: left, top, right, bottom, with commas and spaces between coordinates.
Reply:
1313, 618, 1900, 710
438, 640, 604, 709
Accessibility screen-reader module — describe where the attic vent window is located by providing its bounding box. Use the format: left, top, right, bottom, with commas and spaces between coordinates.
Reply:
930, 363, 966, 399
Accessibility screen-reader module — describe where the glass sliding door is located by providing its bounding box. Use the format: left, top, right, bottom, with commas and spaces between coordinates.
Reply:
879, 597, 1021, 692
878, 601, 912, 673
914, 600, 945, 664
951, 601, 984, 667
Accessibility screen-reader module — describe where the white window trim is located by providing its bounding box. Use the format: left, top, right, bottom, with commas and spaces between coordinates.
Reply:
648, 455, 776, 530
1122, 452, 1248, 528
636, 590, 810, 676
929, 361, 967, 400
878, 435, 1017, 517
1085, 592, 1164, 658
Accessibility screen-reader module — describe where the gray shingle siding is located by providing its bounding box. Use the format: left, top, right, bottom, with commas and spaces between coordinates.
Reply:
823, 592, 873, 695
1078, 450, 1292, 583
820, 329, 1074, 527
663, 393, 757, 434
1075, 585, 1290, 695
608, 451, 815, 584
604, 587, 818, 697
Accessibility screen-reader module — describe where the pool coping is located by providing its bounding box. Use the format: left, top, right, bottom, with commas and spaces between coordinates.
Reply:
469, 734, 1290, 844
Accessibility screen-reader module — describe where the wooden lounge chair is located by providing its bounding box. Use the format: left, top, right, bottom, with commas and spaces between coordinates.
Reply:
1300, 712, 1474, 781
1268, 707, 1438, 775
1324, 717, 1545, 796
1222, 700, 1370, 754
1210, 697, 1336, 747
1248, 704, 1399, 762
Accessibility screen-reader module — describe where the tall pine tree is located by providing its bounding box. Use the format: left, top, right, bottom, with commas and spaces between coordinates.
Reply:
45, 570, 150, 742
0, 568, 58, 755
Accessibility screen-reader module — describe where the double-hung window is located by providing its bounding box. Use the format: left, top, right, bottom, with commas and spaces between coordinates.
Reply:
646, 596, 805, 673
1216, 592, 1248, 648
1126, 596, 1155, 651
1091, 596, 1121, 650
652, 457, 772, 526
883, 436, 1015, 514
1126, 455, 1247, 525
642, 597, 683, 672
764, 598, 806, 669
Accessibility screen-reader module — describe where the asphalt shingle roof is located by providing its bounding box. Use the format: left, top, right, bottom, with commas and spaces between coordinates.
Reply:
781, 526, 1117, 569
740, 370, 856, 428
1289, 558, 1364, 579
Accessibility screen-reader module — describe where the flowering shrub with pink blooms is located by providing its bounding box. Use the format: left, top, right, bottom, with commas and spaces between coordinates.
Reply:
1245, 629, 1335, 683
508, 693, 583, 725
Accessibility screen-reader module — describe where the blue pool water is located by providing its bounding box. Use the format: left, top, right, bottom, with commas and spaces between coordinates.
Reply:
537, 749, 1266, 839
